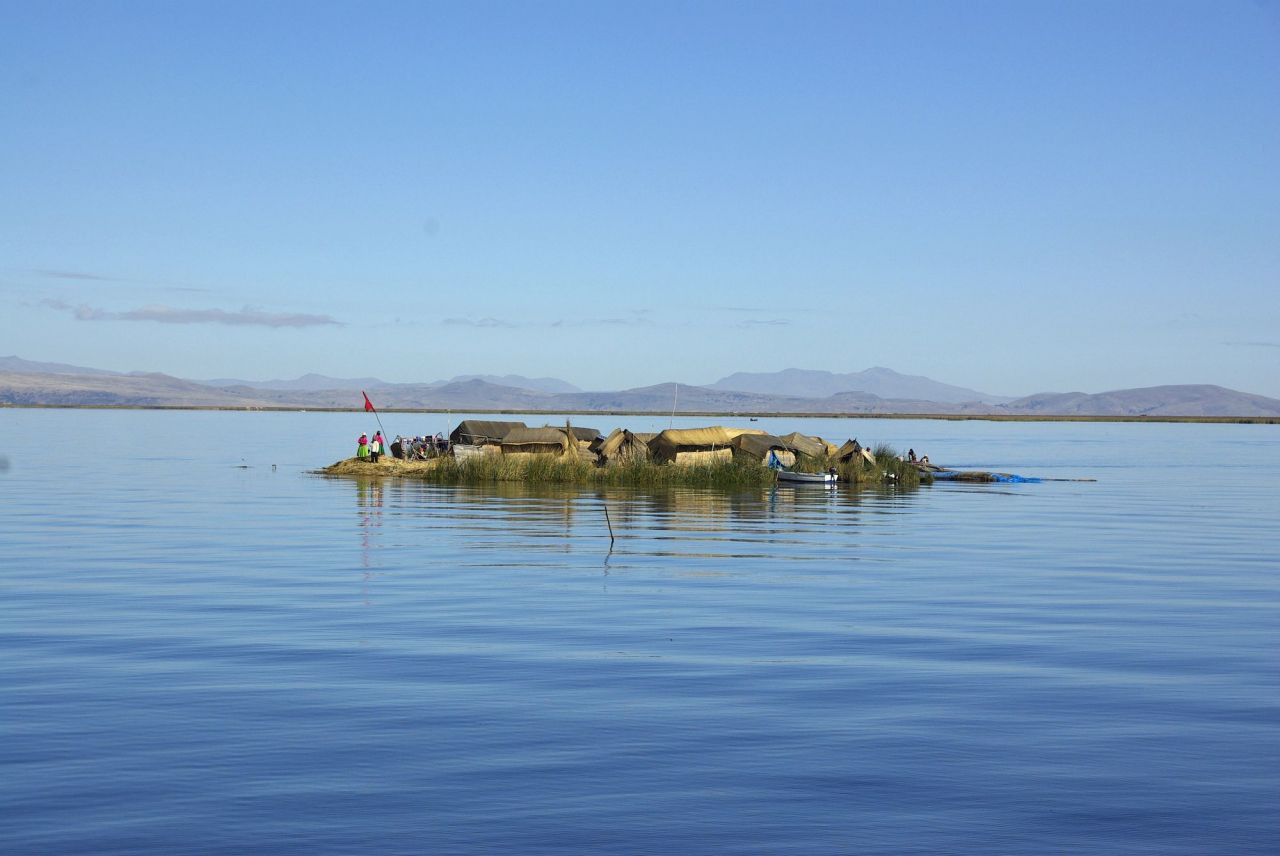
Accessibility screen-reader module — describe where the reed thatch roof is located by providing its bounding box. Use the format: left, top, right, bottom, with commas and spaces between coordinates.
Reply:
835, 438, 861, 459
501, 426, 571, 453
834, 438, 876, 463
565, 426, 600, 442
450, 420, 527, 446
589, 429, 617, 454
779, 431, 829, 459
649, 426, 734, 450
597, 428, 651, 463
649, 426, 738, 464
732, 432, 792, 458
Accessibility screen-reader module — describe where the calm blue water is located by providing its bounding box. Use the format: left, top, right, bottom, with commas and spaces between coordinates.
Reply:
2, 410, 1277, 854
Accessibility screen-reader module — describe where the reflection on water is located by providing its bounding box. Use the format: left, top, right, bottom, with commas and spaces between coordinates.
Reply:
347, 477, 926, 565
6, 412, 1276, 856
355, 478, 383, 569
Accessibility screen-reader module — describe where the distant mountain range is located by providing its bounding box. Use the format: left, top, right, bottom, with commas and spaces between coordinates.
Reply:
198, 372, 581, 395
708, 367, 1010, 404
2, 356, 1278, 417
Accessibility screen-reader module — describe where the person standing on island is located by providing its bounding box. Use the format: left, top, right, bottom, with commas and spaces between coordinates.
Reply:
370, 431, 384, 463
357, 433, 370, 461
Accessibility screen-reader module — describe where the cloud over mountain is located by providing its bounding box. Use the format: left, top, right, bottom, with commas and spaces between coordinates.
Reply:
42, 301, 341, 328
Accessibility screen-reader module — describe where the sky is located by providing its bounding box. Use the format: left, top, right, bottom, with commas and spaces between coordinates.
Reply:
2, 0, 1278, 397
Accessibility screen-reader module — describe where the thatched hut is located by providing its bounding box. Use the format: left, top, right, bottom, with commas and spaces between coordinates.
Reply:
596, 428, 653, 465
648, 426, 735, 465
449, 420, 527, 447
779, 431, 830, 460
723, 427, 768, 441
731, 432, 797, 467
566, 426, 601, 445
501, 427, 572, 457
563, 425, 602, 459
835, 438, 876, 465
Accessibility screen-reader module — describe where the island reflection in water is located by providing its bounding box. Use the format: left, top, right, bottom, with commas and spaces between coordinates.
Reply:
347, 475, 924, 566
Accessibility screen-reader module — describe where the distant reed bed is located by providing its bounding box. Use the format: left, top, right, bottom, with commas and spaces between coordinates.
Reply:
324, 446, 923, 488
426, 455, 777, 488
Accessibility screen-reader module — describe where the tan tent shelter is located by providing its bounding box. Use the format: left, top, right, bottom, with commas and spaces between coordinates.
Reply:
501, 427, 572, 457
779, 431, 830, 460
450, 420, 527, 446
648, 426, 735, 465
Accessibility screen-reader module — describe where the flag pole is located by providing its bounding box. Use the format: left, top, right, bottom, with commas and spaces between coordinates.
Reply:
363, 390, 389, 443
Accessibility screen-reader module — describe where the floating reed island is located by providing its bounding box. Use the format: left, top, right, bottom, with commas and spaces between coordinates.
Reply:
321, 421, 925, 487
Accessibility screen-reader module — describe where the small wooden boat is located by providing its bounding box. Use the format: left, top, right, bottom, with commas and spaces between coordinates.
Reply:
766, 451, 836, 485
775, 469, 837, 485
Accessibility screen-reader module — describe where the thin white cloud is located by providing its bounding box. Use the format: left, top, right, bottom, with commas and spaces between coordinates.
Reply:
21, 268, 210, 292
42, 300, 341, 328
1225, 340, 1280, 349
446, 315, 653, 329
443, 316, 517, 328
739, 318, 791, 327
29, 268, 126, 282
551, 317, 654, 328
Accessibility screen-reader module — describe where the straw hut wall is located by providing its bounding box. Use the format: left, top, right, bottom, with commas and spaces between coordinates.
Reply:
667, 448, 732, 466
500, 427, 572, 457
449, 420, 527, 447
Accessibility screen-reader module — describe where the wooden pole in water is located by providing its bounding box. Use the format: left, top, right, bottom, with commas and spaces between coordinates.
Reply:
603, 500, 615, 545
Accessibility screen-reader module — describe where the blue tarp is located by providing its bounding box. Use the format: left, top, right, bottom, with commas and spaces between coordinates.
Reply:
989, 473, 1041, 483
928, 470, 1041, 484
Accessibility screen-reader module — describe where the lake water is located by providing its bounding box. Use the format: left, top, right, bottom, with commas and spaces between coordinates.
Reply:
2, 410, 1277, 854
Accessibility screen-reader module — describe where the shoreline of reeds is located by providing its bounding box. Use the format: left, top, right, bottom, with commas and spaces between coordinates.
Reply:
320, 448, 923, 488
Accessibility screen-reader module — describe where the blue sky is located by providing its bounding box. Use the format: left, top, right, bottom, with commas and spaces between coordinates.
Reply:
2, 0, 1277, 396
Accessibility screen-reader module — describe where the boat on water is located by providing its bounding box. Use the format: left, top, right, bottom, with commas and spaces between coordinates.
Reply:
768, 450, 837, 485
775, 469, 837, 485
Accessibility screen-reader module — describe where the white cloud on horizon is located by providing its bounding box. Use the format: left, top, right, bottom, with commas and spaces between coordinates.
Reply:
41, 300, 341, 328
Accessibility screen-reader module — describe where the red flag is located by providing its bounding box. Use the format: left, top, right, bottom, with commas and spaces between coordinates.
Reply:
362, 391, 375, 412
